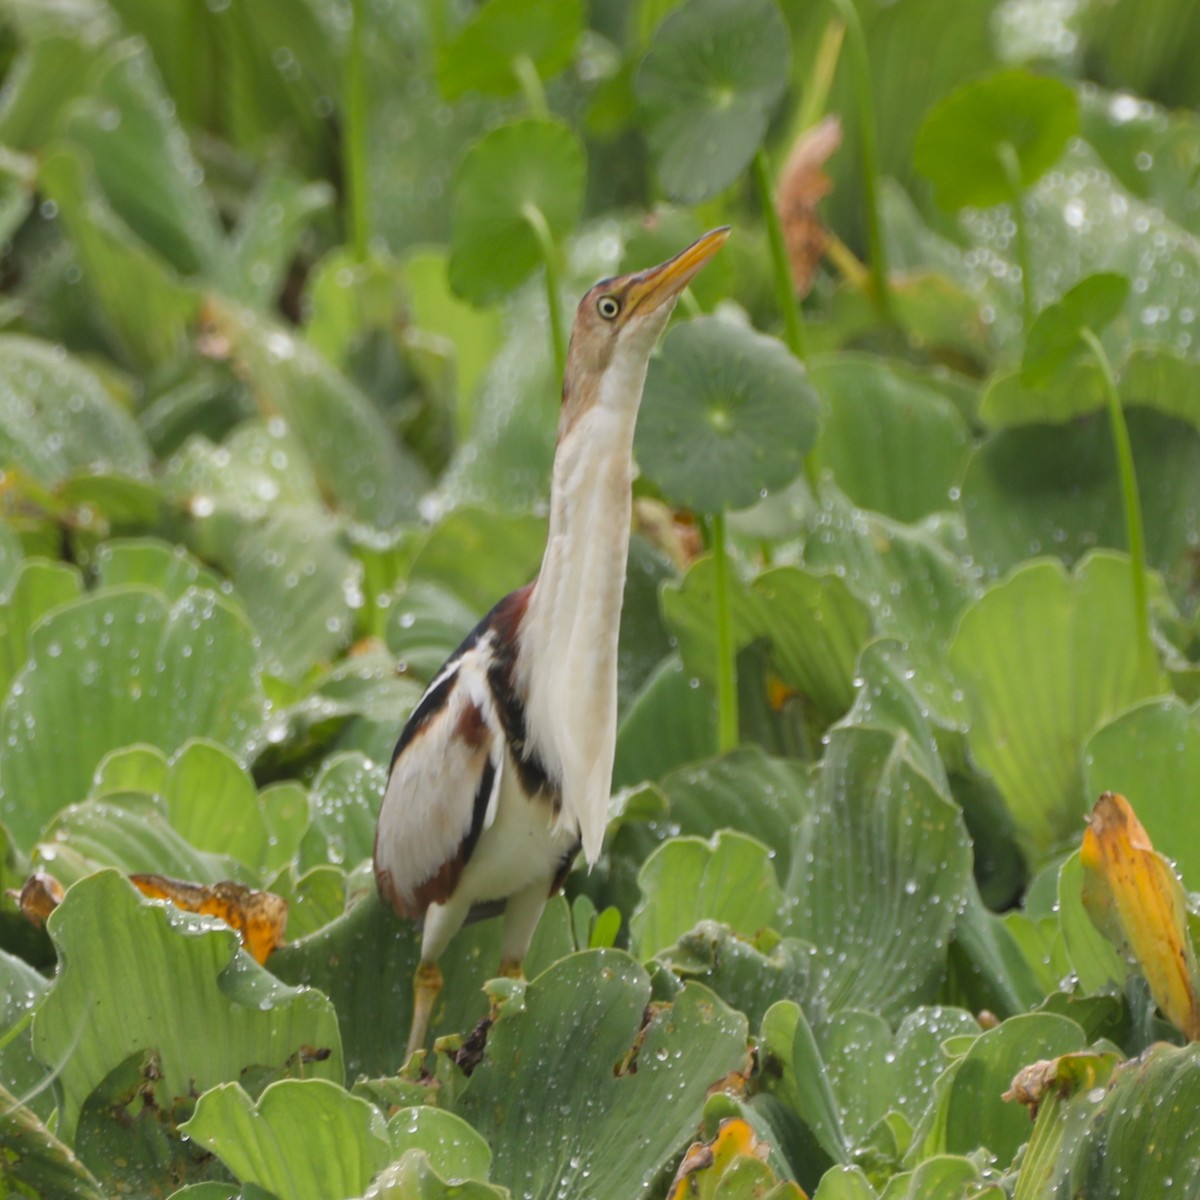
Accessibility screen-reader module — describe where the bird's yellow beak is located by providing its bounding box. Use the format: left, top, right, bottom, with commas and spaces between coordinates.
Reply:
625, 226, 730, 316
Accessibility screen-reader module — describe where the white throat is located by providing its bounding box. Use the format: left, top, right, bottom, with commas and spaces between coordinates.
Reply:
517, 341, 652, 864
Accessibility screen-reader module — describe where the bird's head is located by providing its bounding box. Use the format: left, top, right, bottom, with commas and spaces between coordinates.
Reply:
559, 226, 729, 437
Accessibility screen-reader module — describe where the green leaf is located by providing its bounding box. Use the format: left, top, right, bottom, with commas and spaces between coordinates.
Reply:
93, 538, 229, 602
299, 752, 387, 872
810, 356, 972, 523
0, 558, 83, 699
38, 147, 198, 369
948, 552, 1166, 858
455, 951, 748, 1199
204, 299, 427, 528
660, 555, 870, 723
0, 947, 52, 1116
0, 1082, 106, 1200
181, 1079, 392, 1200
0, 521, 22, 596
0, 142, 40, 247
39, 793, 241, 886
162, 740, 276, 872
0, 586, 267, 850
1080, 86, 1200, 238
365, 1152, 508, 1200
805, 489, 978, 732
399, 249, 505, 430
658, 748, 814, 883
161, 419, 324, 516
1120, 346, 1200, 432
961, 409, 1200, 587
1057, 851, 1127, 995
406, 506, 546, 613
226, 170, 332, 308
448, 118, 585, 306
758, 1000, 851, 1166
436, 0, 583, 100
0, 333, 150, 487
387, 1106, 493, 1183
786, 728, 973, 1019
656, 923, 811, 1031
1013, 1043, 1200, 1196
1021, 274, 1130, 386
613, 655, 718, 787
385, 580, 477, 681
197, 508, 358, 679
32, 871, 342, 1140
1085, 698, 1200, 891
636, 0, 790, 203
915, 1012, 1086, 1167
813, 1167, 877, 1200
75, 1049, 215, 1196
61, 39, 226, 280
636, 318, 818, 514
913, 70, 1079, 211
631, 830, 785, 958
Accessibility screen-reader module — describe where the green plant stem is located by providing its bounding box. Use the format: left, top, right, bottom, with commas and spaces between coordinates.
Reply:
999, 142, 1034, 334
1081, 326, 1153, 672
795, 15, 845, 134
828, 0, 890, 321
512, 53, 550, 118
753, 149, 807, 363
711, 511, 739, 754
522, 202, 567, 383
345, 0, 370, 262
753, 150, 819, 489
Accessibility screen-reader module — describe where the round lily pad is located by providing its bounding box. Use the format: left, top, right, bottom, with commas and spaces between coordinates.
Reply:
448, 118, 585, 306
635, 0, 791, 203
635, 317, 818, 514
436, 0, 583, 100
913, 69, 1079, 211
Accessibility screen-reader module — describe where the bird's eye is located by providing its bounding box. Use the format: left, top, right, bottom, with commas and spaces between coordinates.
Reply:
597, 295, 621, 320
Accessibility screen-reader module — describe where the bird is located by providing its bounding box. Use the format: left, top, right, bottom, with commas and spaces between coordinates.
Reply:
374, 227, 730, 1059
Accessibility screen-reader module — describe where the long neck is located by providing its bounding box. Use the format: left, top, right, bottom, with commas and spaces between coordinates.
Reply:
517, 395, 639, 864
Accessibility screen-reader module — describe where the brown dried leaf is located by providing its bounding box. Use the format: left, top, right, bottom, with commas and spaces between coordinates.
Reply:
129, 874, 288, 965
12, 870, 65, 927
776, 116, 843, 298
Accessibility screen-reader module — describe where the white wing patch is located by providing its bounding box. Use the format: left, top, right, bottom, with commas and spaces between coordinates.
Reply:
374, 646, 504, 918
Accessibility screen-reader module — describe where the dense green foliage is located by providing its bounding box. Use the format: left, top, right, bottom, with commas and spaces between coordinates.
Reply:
0, 0, 1199, 1196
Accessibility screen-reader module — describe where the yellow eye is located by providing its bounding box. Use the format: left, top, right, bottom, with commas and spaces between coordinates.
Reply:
597, 295, 621, 320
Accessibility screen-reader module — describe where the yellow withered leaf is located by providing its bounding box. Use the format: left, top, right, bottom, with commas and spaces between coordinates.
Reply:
1080, 791, 1200, 1040
130, 874, 288, 965
668, 1117, 805, 1200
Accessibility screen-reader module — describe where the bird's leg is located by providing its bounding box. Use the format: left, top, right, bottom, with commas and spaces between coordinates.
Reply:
406, 960, 443, 1061
495, 879, 550, 982
405, 898, 468, 1061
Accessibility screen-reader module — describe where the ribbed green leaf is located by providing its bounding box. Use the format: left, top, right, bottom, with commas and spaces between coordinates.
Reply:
786, 728, 972, 1018
455, 951, 748, 1200
949, 553, 1165, 857
0, 586, 268, 849
632, 830, 784, 958
32, 871, 342, 1140
182, 1080, 391, 1200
